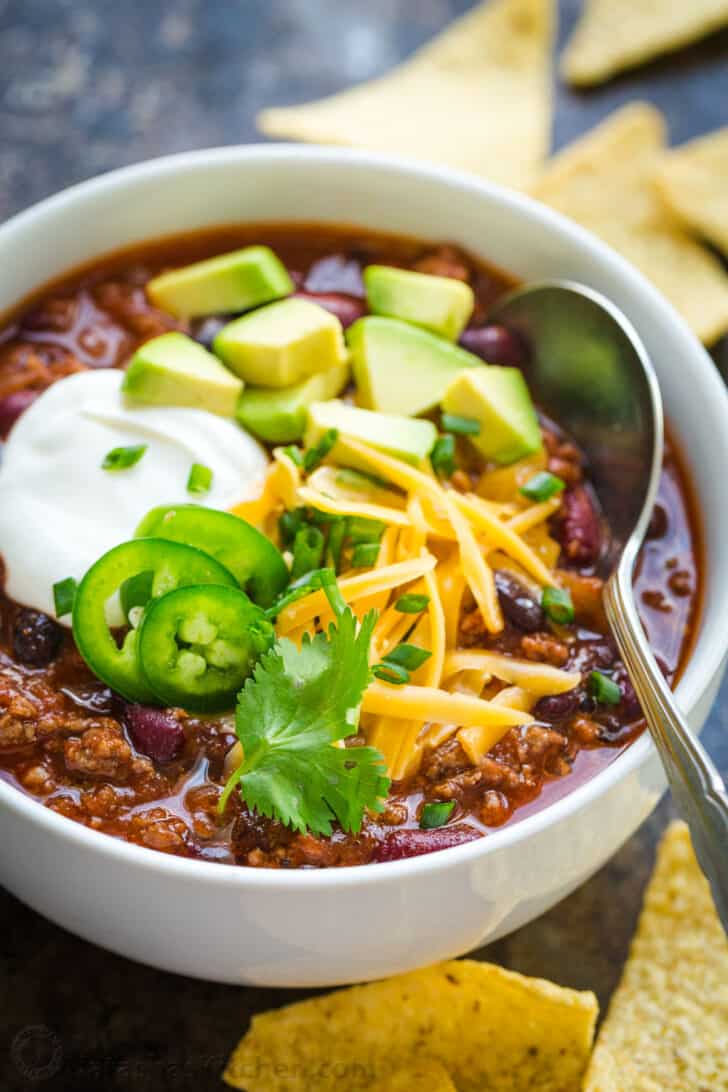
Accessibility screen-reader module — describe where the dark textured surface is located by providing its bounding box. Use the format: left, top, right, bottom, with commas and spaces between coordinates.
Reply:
1, 1, 727, 1088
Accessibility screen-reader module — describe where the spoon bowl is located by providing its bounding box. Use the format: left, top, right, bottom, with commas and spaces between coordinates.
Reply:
491, 280, 728, 932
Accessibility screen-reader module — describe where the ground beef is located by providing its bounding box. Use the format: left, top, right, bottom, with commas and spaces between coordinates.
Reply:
520, 632, 570, 667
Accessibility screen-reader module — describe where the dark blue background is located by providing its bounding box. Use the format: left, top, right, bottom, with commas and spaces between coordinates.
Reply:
0, 2, 726, 1088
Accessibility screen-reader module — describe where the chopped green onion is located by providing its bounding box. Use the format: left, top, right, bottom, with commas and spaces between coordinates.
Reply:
520, 471, 565, 502
373, 662, 410, 686
278, 509, 305, 547
589, 670, 622, 705
327, 519, 346, 572
315, 567, 347, 619
52, 577, 77, 618
291, 526, 325, 581
120, 570, 153, 620
430, 434, 457, 478
347, 516, 385, 544
441, 413, 480, 436
420, 800, 455, 829
186, 462, 213, 495
351, 542, 381, 569
541, 586, 575, 625
303, 428, 338, 472
384, 643, 432, 671
395, 593, 431, 614
101, 444, 147, 472
282, 445, 303, 467
263, 567, 331, 620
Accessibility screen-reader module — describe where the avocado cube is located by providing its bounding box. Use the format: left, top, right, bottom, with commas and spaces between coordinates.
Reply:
347, 316, 481, 417
442, 368, 542, 465
236, 363, 350, 444
213, 298, 348, 388
146, 246, 293, 319
364, 265, 474, 341
306, 400, 437, 467
122, 332, 243, 417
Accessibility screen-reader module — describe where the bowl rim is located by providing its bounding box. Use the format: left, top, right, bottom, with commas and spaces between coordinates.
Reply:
1, 142, 727, 890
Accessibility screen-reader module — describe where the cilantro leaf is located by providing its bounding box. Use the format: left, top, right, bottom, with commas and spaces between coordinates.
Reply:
221, 608, 390, 836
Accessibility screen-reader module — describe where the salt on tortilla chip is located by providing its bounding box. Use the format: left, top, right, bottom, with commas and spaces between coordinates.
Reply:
561, 0, 728, 86
532, 102, 728, 345
257, 0, 553, 191
224, 958, 597, 1092
654, 126, 728, 258
373, 1059, 456, 1092
583, 822, 728, 1092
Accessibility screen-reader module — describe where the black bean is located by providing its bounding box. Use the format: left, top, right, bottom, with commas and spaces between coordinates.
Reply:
13, 608, 63, 667
459, 323, 528, 367
533, 689, 582, 723
494, 570, 543, 632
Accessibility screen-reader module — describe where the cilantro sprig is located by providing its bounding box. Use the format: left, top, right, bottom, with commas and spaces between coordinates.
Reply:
220, 596, 389, 836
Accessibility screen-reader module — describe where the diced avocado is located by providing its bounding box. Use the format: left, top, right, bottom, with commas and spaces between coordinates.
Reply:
122, 332, 243, 417
364, 265, 474, 341
236, 363, 350, 444
347, 317, 481, 417
305, 400, 437, 467
146, 246, 293, 318
213, 298, 348, 388
442, 368, 542, 465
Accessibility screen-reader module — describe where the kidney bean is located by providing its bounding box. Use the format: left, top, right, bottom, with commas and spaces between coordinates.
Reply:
533, 689, 582, 723
293, 290, 366, 329
494, 570, 544, 632
0, 389, 40, 436
121, 703, 185, 763
13, 608, 63, 667
557, 486, 602, 565
611, 663, 642, 722
459, 323, 527, 367
371, 824, 481, 863
191, 315, 229, 349
304, 254, 364, 297
569, 636, 617, 674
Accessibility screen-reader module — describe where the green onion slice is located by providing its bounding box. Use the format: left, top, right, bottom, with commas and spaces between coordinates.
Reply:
385, 643, 432, 671
541, 586, 575, 625
395, 593, 430, 614
589, 670, 622, 705
520, 471, 565, 502
291, 526, 325, 581
303, 428, 338, 472
351, 542, 381, 569
430, 434, 457, 478
441, 413, 480, 436
373, 662, 410, 686
420, 800, 456, 829
282, 445, 303, 467
187, 462, 213, 495
53, 576, 77, 618
101, 444, 147, 472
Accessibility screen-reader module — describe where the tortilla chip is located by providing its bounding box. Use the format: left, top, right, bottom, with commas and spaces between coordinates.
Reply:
258, 0, 553, 191
583, 822, 728, 1091
654, 126, 728, 258
532, 103, 728, 345
224, 959, 597, 1092
561, 0, 728, 86
373, 1059, 456, 1092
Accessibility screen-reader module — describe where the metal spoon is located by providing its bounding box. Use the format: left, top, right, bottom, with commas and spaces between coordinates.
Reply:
489, 280, 728, 932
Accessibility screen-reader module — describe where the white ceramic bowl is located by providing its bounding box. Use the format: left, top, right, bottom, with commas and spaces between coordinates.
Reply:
1, 147, 727, 987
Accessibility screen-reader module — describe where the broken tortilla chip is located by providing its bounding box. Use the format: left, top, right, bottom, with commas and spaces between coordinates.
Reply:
561, 0, 728, 86
224, 958, 597, 1092
654, 126, 728, 258
258, 0, 553, 191
373, 1059, 456, 1092
532, 102, 728, 345
583, 822, 728, 1092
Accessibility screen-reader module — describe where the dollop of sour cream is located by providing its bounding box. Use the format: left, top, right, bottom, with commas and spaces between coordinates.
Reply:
0, 370, 268, 619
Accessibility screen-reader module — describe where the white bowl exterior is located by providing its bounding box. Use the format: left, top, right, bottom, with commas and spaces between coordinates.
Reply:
1, 147, 727, 986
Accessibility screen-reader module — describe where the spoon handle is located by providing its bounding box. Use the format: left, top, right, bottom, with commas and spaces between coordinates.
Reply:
605, 567, 728, 935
